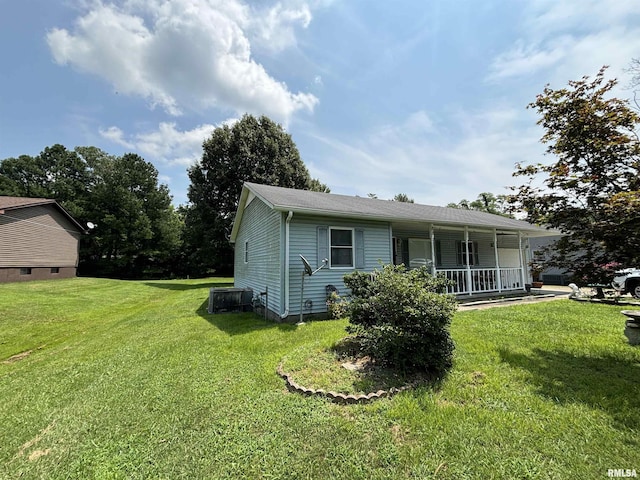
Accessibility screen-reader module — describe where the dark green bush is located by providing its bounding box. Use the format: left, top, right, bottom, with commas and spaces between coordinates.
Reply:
326, 291, 350, 319
343, 264, 457, 376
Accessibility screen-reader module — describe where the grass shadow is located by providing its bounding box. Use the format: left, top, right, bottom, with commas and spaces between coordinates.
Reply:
499, 347, 640, 432
350, 366, 437, 394
143, 279, 233, 291
282, 338, 442, 395
195, 298, 295, 335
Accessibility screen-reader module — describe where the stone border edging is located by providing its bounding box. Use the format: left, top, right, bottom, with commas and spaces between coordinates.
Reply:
277, 362, 416, 404
570, 297, 640, 307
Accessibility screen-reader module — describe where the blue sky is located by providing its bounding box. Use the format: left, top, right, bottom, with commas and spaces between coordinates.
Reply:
1, 0, 639, 207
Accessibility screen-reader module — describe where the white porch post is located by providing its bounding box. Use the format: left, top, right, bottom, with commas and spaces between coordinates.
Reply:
465, 227, 472, 295
518, 231, 526, 289
494, 229, 502, 293
430, 224, 436, 276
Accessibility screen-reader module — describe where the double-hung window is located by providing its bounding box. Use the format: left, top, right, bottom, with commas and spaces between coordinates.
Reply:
456, 240, 479, 266
330, 228, 354, 268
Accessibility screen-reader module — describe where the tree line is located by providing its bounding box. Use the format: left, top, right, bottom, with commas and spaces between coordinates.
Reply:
2, 63, 639, 282
0, 145, 183, 278
0, 115, 328, 278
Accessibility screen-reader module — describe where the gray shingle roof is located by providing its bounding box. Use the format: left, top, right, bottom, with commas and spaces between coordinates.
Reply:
243, 182, 554, 235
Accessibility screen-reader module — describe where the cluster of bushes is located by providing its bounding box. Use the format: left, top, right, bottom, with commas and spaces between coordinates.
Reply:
334, 265, 457, 377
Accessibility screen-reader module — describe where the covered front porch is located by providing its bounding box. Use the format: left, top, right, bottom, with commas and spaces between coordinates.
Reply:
392, 223, 530, 296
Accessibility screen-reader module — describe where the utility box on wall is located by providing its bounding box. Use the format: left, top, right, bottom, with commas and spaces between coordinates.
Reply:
208, 287, 253, 314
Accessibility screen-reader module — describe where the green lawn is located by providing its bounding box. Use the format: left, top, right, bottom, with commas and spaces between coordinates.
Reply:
1, 278, 639, 479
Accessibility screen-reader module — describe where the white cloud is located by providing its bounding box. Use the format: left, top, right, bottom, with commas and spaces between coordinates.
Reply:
248, 2, 312, 53
47, 0, 319, 123
526, 0, 640, 36
99, 126, 135, 149
486, 1, 640, 86
486, 39, 569, 82
100, 121, 236, 166
305, 108, 543, 206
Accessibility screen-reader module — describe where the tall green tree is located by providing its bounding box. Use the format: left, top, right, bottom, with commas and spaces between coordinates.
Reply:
309, 178, 331, 193
447, 192, 512, 217
509, 67, 640, 282
0, 145, 92, 220
0, 154, 48, 197
84, 153, 182, 278
184, 114, 318, 275
392, 193, 414, 203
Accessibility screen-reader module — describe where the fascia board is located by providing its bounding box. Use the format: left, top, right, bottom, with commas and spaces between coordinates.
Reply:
270, 205, 555, 236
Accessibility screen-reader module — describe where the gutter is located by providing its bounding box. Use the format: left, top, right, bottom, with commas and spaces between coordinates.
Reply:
280, 211, 294, 319
269, 206, 555, 236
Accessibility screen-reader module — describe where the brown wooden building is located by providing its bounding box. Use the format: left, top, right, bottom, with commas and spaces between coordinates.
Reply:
0, 197, 85, 282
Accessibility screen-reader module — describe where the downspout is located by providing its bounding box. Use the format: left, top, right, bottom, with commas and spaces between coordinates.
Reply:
280, 211, 294, 319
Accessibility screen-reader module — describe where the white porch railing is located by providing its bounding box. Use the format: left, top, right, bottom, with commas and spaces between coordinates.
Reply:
438, 267, 524, 295
499, 268, 524, 291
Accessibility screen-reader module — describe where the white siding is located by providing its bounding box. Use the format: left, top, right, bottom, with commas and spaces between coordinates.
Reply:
435, 230, 463, 268
497, 234, 520, 249
497, 249, 520, 268
233, 199, 282, 316
469, 231, 496, 267
287, 215, 392, 317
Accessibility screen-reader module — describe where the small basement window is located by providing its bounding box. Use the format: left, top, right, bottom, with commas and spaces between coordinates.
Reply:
330, 227, 354, 268
51, 267, 60, 274
20, 268, 32, 275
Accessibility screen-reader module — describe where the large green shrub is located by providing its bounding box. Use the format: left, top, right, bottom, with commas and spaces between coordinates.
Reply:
343, 264, 457, 376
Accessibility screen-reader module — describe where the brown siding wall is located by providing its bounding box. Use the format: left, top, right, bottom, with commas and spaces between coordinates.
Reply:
0, 205, 81, 278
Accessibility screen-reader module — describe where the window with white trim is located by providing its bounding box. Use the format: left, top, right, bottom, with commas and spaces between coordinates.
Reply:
330, 228, 354, 268
244, 240, 249, 264
456, 240, 479, 266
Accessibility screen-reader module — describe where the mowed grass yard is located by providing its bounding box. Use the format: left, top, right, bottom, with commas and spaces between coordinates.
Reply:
1, 278, 639, 479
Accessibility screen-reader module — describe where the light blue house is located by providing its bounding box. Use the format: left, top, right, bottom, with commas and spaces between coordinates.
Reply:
230, 182, 556, 322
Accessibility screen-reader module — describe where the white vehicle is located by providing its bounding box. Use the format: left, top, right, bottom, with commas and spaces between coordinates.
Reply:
611, 268, 640, 298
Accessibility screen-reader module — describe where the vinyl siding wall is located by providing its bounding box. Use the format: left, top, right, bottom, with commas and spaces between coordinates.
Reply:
233, 197, 282, 317
0, 205, 81, 281
232, 198, 531, 320
286, 215, 392, 318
